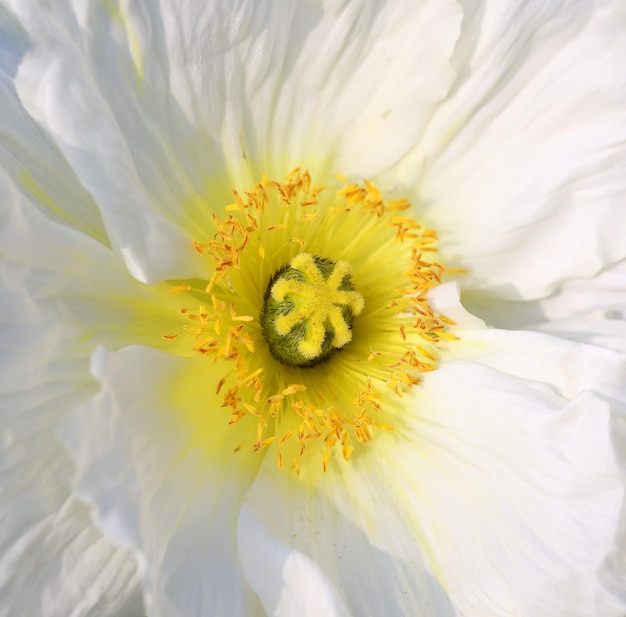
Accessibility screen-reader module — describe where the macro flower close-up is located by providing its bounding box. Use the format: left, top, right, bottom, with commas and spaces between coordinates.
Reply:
1, 1, 626, 616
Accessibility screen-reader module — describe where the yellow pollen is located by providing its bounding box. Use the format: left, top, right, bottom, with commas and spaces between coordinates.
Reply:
164, 168, 461, 477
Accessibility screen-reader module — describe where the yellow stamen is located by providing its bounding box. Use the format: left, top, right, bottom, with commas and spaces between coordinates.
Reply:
169, 284, 191, 294
165, 169, 462, 477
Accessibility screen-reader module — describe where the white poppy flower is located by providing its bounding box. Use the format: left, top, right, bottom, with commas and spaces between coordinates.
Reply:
1, 2, 625, 617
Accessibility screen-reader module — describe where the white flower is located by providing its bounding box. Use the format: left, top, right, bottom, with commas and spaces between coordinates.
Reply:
1, 2, 626, 617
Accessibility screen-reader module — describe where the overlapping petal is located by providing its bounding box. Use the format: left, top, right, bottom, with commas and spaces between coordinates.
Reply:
6, 0, 462, 283
0, 167, 191, 355
0, 14, 107, 245
0, 273, 143, 617
61, 345, 265, 617
0, 2, 624, 617
465, 259, 626, 354
240, 285, 626, 617
6, 0, 624, 324
385, 0, 626, 303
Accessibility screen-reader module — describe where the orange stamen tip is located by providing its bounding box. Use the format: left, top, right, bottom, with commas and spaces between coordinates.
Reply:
168, 169, 455, 477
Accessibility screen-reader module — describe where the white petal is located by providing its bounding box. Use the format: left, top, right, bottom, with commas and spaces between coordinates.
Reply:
411, 288, 626, 616
110, 0, 461, 178
238, 505, 353, 617
0, 70, 108, 242
464, 259, 626, 354
1, 170, 258, 614
255, 0, 462, 177
62, 345, 264, 617
0, 287, 143, 616
0, 499, 144, 617
239, 466, 458, 617
241, 286, 626, 617
0, 168, 185, 353
7, 1, 203, 283
531, 259, 626, 353
436, 330, 626, 404
401, 360, 626, 617
391, 1, 626, 300
7, 0, 461, 282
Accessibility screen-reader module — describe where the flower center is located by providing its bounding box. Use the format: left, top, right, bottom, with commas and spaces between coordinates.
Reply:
163, 169, 458, 477
260, 254, 364, 367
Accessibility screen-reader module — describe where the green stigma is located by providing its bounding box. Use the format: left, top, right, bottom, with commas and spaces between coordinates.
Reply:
260, 253, 365, 367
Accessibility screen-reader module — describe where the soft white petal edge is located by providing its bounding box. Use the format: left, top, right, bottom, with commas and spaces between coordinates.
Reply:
0, 68, 108, 244
463, 258, 626, 354
238, 505, 353, 617
237, 488, 459, 617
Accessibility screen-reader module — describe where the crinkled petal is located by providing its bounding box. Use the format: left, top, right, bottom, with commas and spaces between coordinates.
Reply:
388, 0, 626, 300
241, 285, 626, 617
0, 170, 256, 616
6, 0, 201, 282
6, 0, 461, 280
403, 361, 625, 617
0, 287, 143, 617
61, 345, 265, 617
426, 284, 626, 615
0, 497, 144, 617
79, 0, 461, 179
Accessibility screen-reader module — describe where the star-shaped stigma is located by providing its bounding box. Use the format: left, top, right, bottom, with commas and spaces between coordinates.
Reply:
263, 253, 365, 366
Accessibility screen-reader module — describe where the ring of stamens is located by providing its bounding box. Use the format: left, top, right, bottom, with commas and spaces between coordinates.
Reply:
163, 169, 458, 476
